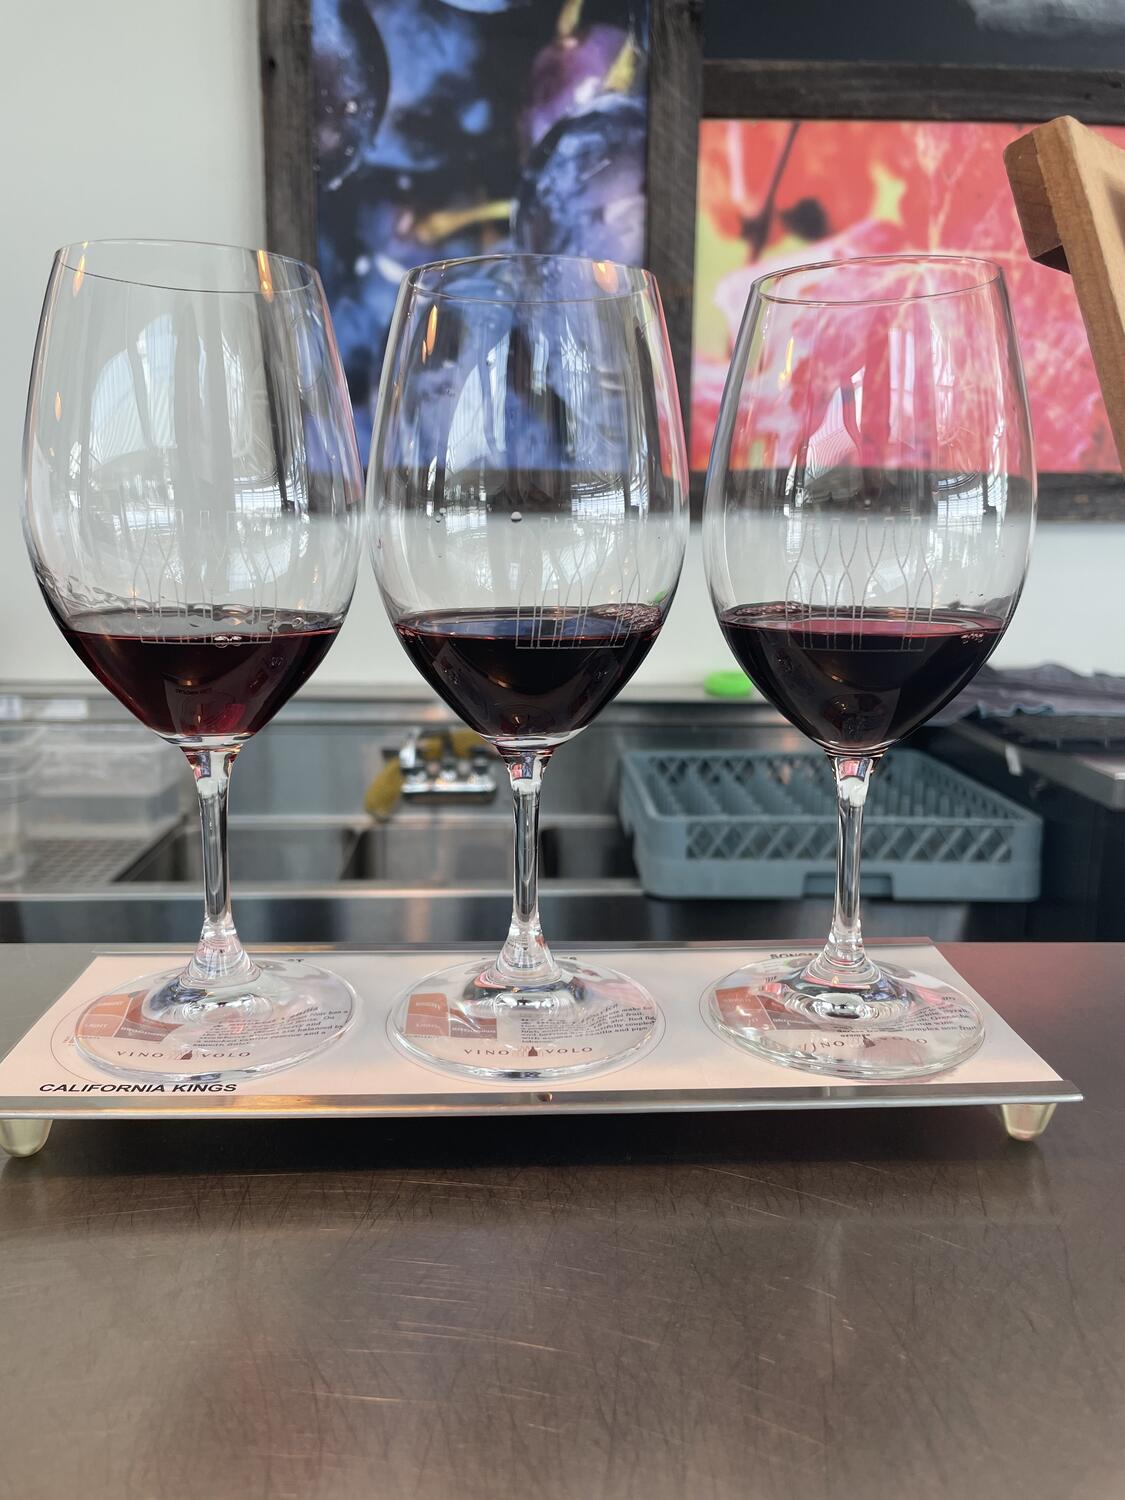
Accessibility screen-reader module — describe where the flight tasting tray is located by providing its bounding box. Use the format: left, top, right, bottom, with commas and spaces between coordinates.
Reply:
0, 943, 1078, 1157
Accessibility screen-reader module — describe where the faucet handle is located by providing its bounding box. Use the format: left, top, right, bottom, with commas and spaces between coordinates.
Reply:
396, 725, 498, 802
397, 729, 421, 774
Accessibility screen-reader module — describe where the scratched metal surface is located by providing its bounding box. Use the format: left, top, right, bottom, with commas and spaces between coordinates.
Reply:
0, 942, 1120, 1500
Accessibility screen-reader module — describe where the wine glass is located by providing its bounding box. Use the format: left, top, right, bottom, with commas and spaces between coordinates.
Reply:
703, 254, 1035, 1079
370, 253, 688, 1081
23, 239, 364, 1081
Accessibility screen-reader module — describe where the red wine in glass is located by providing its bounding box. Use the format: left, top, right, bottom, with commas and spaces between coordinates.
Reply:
719, 603, 1005, 752
701, 255, 1036, 1083
394, 603, 662, 742
22, 238, 364, 1085
55, 607, 340, 740
370, 253, 688, 1085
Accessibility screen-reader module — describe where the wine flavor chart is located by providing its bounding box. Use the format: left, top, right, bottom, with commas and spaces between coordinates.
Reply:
0, 945, 1075, 1120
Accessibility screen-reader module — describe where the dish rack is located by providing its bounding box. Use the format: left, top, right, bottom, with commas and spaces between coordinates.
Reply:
619, 749, 1041, 902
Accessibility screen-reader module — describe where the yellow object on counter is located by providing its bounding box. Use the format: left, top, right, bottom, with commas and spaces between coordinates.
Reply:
363, 758, 404, 820
447, 728, 485, 760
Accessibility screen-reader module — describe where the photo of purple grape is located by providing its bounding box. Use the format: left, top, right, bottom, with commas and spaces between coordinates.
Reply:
515, 93, 646, 263
312, 0, 389, 189
311, 0, 650, 462
520, 21, 635, 150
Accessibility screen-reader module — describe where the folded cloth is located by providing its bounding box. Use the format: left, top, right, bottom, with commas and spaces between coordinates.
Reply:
934, 664, 1125, 724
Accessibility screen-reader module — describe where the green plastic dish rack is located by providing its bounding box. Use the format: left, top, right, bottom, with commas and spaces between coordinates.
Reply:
618, 749, 1041, 902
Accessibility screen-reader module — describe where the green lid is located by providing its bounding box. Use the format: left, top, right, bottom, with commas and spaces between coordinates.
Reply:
704, 670, 753, 699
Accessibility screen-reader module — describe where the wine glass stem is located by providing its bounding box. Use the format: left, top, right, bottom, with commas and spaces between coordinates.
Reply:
182, 747, 255, 988
488, 750, 559, 988
804, 754, 880, 988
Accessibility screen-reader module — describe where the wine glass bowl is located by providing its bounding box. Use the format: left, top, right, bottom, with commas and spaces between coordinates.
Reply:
23, 239, 364, 1081
371, 253, 688, 1080
703, 254, 1035, 1079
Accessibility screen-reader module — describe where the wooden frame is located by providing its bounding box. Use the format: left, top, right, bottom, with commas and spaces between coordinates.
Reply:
696, 58, 1125, 521
1007, 116, 1125, 469
260, 0, 317, 268
702, 61, 1125, 126
260, 20, 1125, 519
644, 0, 703, 427
259, 0, 703, 428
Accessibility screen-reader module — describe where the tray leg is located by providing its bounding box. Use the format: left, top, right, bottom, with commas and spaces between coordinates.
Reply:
1001, 1103, 1058, 1142
0, 1119, 52, 1158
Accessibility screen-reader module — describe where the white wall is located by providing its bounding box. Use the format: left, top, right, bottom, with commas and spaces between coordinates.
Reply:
0, 0, 1119, 688
2, 0, 266, 682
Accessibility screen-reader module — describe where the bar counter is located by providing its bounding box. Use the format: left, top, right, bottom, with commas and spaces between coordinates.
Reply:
0, 942, 1120, 1499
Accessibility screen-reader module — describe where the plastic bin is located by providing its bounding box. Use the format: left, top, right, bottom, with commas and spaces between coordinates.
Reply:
619, 749, 1041, 902
30, 723, 183, 834
0, 725, 45, 881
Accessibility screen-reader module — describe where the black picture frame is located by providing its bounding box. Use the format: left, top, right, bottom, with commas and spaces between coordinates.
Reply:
696, 58, 1125, 521
702, 60, 1125, 126
260, 17, 1124, 520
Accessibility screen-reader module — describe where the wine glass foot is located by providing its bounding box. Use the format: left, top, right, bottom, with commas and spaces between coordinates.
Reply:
388, 955, 664, 1083
703, 955, 984, 1080
72, 957, 357, 1083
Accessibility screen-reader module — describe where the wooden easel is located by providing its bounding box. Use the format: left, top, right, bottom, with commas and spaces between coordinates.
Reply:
1006, 116, 1125, 467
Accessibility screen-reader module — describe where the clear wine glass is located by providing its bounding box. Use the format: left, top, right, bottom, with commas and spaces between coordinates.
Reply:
23, 239, 364, 1081
703, 254, 1035, 1079
370, 253, 688, 1081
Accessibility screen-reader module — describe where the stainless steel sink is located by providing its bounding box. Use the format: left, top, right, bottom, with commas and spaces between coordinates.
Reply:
0, 690, 1029, 947
342, 814, 632, 882
120, 819, 359, 885
117, 812, 632, 887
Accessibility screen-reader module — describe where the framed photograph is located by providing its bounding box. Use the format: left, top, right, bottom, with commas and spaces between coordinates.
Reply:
262, 15, 1125, 516
261, 0, 701, 462
694, 62, 1125, 519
